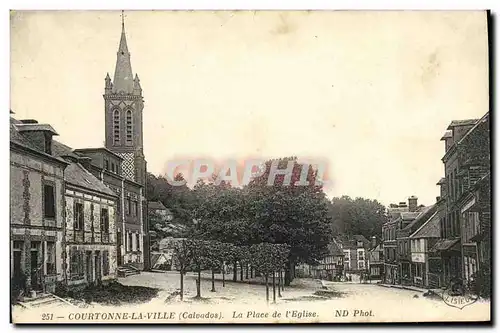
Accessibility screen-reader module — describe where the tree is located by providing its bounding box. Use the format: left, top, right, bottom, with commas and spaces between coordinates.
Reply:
206, 240, 224, 292
172, 239, 192, 301
187, 239, 212, 298
219, 242, 236, 287
245, 157, 333, 286
146, 172, 196, 226
329, 196, 388, 239
250, 243, 274, 303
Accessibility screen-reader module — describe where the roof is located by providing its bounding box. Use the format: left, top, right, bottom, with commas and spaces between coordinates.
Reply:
410, 211, 440, 239
400, 212, 421, 221
456, 112, 489, 147
446, 119, 478, 130
16, 123, 58, 135
159, 237, 187, 250
74, 147, 124, 160
440, 131, 452, 140
371, 244, 383, 252
65, 162, 116, 197
10, 118, 36, 149
52, 140, 81, 159
327, 242, 344, 256
149, 201, 167, 210
10, 117, 68, 164
436, 178, 446, 185
401, 205, 437, 233
113, 24, 135, 94
431, 239, 460, 252
337, 235, 371, 249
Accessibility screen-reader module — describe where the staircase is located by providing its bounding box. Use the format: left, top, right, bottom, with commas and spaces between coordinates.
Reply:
117, 264, 141, 277
18, 292, 73, 309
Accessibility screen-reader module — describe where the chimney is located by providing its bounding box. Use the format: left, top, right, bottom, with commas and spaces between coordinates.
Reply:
16, 122, 58, 155
408, 196, 418, 212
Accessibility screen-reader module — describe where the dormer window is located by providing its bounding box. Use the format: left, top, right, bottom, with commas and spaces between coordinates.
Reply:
44, 133, 52, 155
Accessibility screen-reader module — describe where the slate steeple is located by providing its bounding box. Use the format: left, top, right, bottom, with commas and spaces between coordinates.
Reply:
103, 11, 146, 187
112, 11, 134, 94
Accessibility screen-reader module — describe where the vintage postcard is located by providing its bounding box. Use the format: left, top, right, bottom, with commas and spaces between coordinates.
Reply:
9, 10, 491, 324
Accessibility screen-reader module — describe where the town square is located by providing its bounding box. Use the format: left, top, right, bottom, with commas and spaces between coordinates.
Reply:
9, 10, 491, 323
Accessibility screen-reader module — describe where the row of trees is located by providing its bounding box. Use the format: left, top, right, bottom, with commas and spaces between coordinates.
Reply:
147, 157, 389, 301
174, 239, 290, 303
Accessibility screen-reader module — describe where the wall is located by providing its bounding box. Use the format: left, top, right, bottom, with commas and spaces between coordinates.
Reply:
10, 149, 66, 290
64, 188, 117, 286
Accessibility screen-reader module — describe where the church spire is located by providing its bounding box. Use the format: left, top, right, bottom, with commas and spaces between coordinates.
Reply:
112, 11, 134, 94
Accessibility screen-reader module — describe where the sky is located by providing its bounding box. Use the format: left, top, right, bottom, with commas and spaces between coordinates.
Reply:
10, 10, 489, 207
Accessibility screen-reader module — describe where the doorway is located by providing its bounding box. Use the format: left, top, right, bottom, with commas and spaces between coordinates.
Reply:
86, 251, 93, 284
30, 242, 41, 290
94, 251, 101, 285
117, 231, 123, 266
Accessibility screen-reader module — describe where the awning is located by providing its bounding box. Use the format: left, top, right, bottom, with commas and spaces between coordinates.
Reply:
470, 232, 486, 242
431, 239, 460, 252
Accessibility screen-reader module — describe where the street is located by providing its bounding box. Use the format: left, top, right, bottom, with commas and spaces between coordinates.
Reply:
114, 271, 490, 322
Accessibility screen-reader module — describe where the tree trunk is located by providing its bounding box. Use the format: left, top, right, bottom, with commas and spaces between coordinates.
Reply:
240, 262, 244, 281
233, 260, 237, 282
272, 271, 276, 303
211, 269, 216, 292
284, 260, 294, 286
281, 269, 285, 291
278, 270, 282, 297
180, 269, 184, 301
250, 266, 254, 278
245, 264, 249, 279
265, 273, 269, 304
284, 266, 291, 286
222, 261, 225, 287
196, 266, 201, 298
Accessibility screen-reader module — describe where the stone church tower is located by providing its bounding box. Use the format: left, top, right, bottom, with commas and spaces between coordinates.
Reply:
104, 16, 147, 186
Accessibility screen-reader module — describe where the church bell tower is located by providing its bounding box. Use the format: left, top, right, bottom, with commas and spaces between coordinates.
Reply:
104, 12, 147, 186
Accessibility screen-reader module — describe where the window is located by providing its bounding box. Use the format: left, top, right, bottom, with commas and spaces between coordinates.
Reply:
111, 163, 115, 173
113, 110, 120, 145
358, 261, 365, 269
43, 183, 55, 219
357, 250, 365, 261
132, 201, 138, 217
127, 197, 131, 215
70, 248, 84, 279
44, 134, 52, 154
74, 202, 84, 230
126, 110, 133, 145
136, 233, 140, 251
103, 251, 109, 276
101, 208, 109, 234
128, 233, 133, 251
46, 242, 56, 274
104, 159, 109, 171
